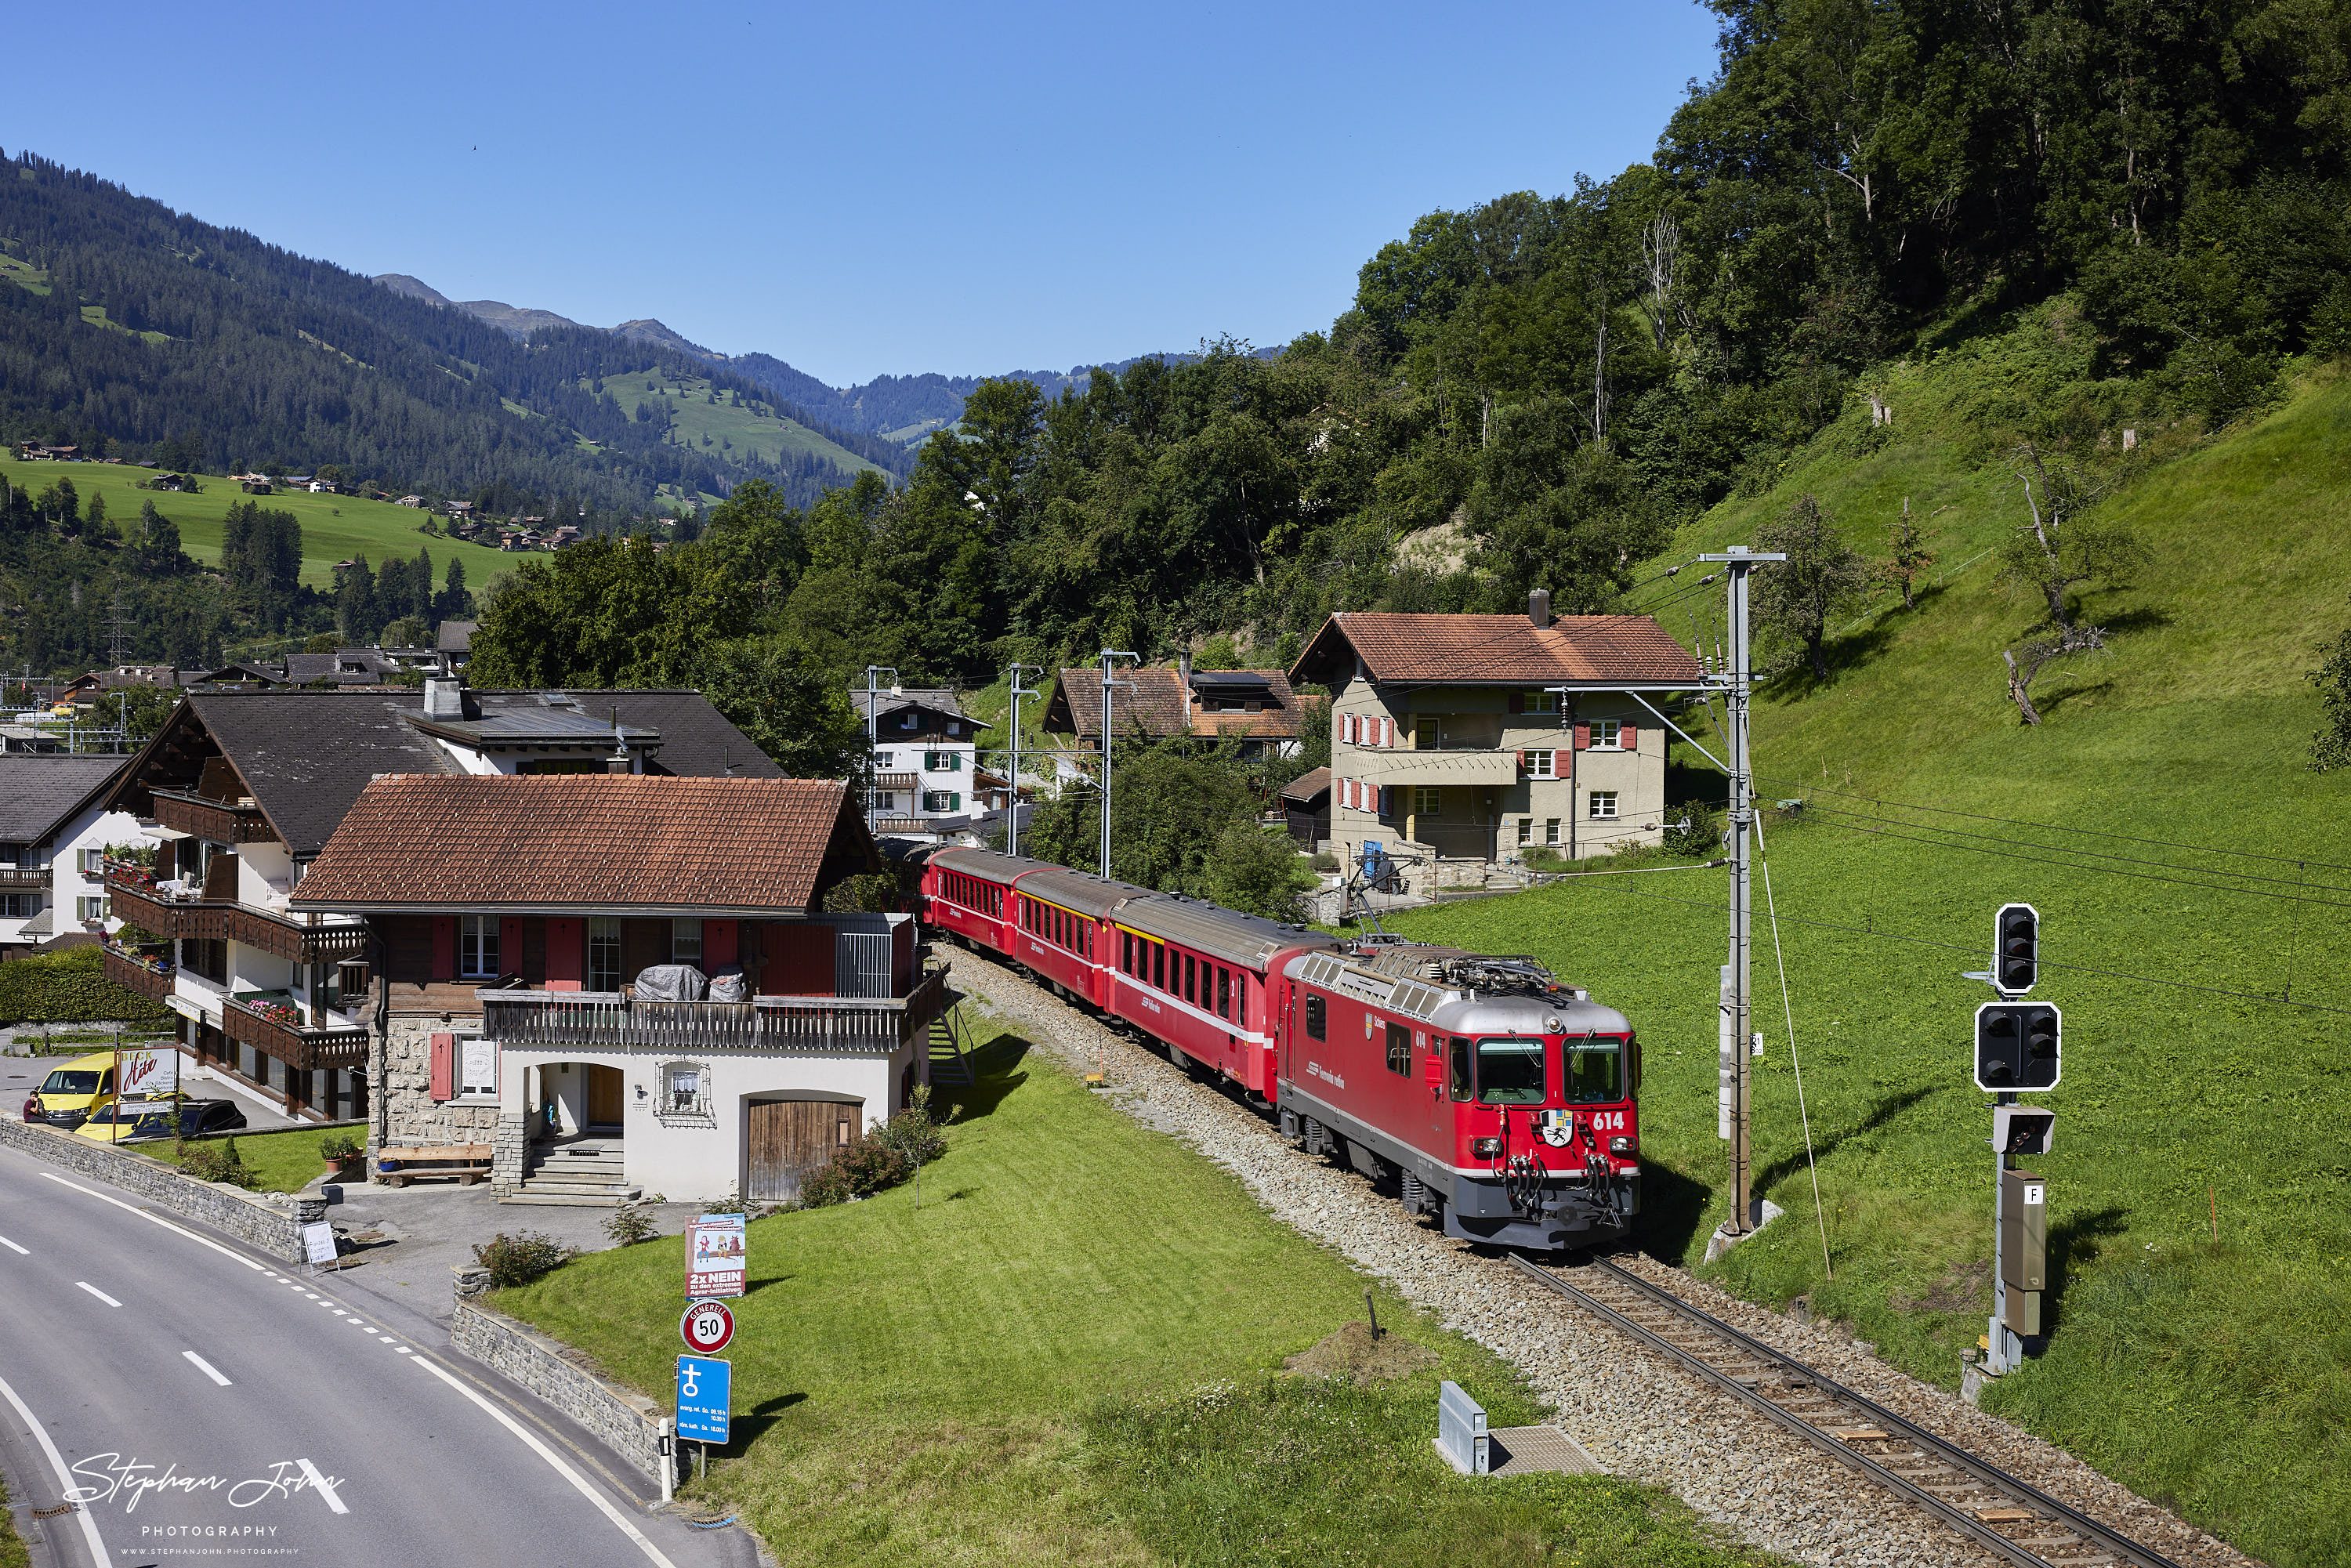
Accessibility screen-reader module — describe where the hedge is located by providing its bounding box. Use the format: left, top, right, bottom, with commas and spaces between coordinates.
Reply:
0, 946, 173, 1027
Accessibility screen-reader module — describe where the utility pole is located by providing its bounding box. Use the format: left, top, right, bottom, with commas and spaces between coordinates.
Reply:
1096, 650, 1137, 879
1004, 664, 1042, 857
1701, 545, 1784, 1237
862, 664, 899, 824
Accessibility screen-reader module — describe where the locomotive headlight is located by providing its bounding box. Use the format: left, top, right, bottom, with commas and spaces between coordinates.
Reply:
1608, 1135, 1638, 1158
1470, 1136, 1505, 1159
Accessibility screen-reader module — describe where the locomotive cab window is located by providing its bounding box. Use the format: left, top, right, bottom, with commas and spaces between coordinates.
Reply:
1562, 1034, 1625, 1103
1448, 1037, 1473, 1101
1305, 994, 1326, 1041
1475, 1037, 1549, 1104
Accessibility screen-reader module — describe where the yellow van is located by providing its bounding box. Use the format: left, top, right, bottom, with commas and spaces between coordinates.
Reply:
27, 1052, 117, 1129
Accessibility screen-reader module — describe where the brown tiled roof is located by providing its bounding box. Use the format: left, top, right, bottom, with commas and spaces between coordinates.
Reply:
1289, 613, 1701, 686
291, 775, 875, 914
1046, 668, 1310, 741
1279, 766, 1330, 806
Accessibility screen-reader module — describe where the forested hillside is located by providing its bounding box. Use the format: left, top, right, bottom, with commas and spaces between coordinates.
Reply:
0, 152, 905, 516
473, 0, 2349, 698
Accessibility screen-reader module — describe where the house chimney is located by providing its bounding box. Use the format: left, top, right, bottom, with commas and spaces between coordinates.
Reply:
607, 708, 632, 773
423, 677, 465, 719
1178, 649, 1193, 731
1528, 588, 1552, 629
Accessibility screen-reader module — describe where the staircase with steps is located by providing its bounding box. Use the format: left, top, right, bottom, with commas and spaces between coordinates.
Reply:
506, 1136, 642, 1206
927, 1009, 974, 1087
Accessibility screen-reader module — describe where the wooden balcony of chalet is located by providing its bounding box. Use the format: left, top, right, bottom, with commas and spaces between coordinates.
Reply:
102, 943, 176, 1005
480, 967, 951, 1056
151, 788, 279, 845
101, 862, 370, 964
220, 993, 368, 1071
0, 865, 48, 891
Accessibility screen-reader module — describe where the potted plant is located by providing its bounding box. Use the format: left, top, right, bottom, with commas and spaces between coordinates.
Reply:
319, 1130, 364, 1181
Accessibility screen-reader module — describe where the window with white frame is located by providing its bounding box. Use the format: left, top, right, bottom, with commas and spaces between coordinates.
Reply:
873, 751, 894, 769
588, 916, 622, 991
924, 790, 962, 813
458, 913, 500, 978
925, 750, 962, 771
457, 1034, 497, 1098
672, 918, 703, 965
1589, 791, 1620, 820
1545, 818, 1561, 846
1529, 690, 1561, 715
874, 791, 899, 812
1527, 749, 1555, 778
76, 895, 108, 922
1517, 818, 1533, 845
661, 1061, 712, 1119
898, 712, 918, 730
78, 847, 106, 874
1589, 719, 1623, 749
1413, 786, 1442, 817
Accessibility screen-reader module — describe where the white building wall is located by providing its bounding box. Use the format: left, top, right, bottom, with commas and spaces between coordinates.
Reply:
53, 803, 145, 937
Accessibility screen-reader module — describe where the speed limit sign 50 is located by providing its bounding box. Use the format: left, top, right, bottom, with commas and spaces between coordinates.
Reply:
680, 1298, 735, 1355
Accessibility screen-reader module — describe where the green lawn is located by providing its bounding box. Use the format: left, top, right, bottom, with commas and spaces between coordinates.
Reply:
1379, 327, 2351, 1566
496, 1010, 1777, 1566
0, 457, 520, 591
595, 368, 882, 480
140, 1124, 345, 1194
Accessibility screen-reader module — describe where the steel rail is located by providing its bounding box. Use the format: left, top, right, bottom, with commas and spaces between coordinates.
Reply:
1577, 1257, 2184, 1568
1509, 1255, 2182, 1568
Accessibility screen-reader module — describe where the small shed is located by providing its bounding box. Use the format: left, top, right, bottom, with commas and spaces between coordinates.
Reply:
1280, 766, 1330, 847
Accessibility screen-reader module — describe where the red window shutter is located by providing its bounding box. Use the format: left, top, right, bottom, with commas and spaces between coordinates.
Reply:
705, 919, 739, 966
1342, 714, 1356, 744
429, 1033, 455, 1101
1382, 717, 1395, 747
1508, 691, 1524, 714
1516, 750, 1527, 774
1552, 748, 1568, 777
431, 917, 455, 981
1620, 721, 1638, 750
499, 918, 524, 976
1573, 722, 1592, 751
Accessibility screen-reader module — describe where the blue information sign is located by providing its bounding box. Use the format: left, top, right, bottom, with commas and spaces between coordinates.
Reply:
675, 1355, 731, 1443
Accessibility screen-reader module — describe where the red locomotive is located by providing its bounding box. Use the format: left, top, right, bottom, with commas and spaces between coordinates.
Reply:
919, 847, 1640, 1249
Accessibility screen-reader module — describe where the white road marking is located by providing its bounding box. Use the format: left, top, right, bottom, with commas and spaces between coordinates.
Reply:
0, 1234, 27, 1255
76, 1280, 122, 1307
38, 1173, 267, 1271
183, 1350, 233, 1387
0, 1369, 110, 1563
410, 1355, 679, 1567
295, 1457, 349, 1515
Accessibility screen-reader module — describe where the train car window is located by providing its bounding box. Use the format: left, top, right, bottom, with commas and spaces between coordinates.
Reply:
1306, 994, 1326, 1041
1216, 967, 1231, 1019
1449, 1037, 1473, 1100
1476, 1037, 1549, 1104
1386, 1022, 1411, 1075
1235, 978, 1248, 1030
1183, 953, 1197, 1005
1154, 942, 1166, 990
1121, 931, 1132, 974
1562, 1035, 1625, 1103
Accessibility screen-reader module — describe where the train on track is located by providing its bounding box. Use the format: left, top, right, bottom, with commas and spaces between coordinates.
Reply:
918, 846, 1643, 1249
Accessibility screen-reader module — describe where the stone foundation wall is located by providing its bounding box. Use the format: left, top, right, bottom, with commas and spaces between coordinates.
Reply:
0, 1116, 306, 1262
450, 1296, 671, 1487
491, 1112, 528, 1195
377, 1014, 501, 1153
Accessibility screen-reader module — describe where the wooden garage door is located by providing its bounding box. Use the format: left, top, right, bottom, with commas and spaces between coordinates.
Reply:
746, 1099, 863, 1200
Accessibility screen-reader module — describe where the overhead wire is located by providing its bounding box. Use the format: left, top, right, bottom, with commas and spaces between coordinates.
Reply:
1752, 813, 1832, 1282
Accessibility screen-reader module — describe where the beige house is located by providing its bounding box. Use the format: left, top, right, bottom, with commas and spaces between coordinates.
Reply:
1288, 592, 1703, 889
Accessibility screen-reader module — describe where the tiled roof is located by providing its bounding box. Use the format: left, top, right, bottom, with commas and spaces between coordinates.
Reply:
846, 686, 984, 725
1279, 766, 1330, 806
1047, 668, 1310, 740
0, 755, 127, 843
292, 775, 874, 912
437, 620, 477, 653
1290, 613, 1701, 686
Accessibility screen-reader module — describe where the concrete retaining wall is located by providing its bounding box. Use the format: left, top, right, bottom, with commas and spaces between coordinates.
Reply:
451, 1297, 670, 1487
0, 1116, 306, 1262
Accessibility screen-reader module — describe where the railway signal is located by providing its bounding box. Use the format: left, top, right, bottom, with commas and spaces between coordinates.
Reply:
1973, 1001, 2061, 1092
1994, 903, 2038, 994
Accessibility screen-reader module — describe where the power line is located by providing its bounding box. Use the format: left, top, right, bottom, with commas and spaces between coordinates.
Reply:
1801, 813, 2351, 912
1560, 875, 2351, 1019
1752, 773, 2351, 876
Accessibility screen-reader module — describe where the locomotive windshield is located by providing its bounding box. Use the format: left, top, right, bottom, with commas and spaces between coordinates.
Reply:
1474, 1037, 1548, 1104
1562, 1034, 1625, 1103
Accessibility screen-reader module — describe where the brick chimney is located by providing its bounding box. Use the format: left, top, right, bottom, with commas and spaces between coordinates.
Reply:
1528, 588, 1552, 629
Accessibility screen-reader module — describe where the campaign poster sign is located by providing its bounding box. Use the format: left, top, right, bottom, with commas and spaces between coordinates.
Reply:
119, 1046, 179, 1096
686, 1214, 746, 1298
675, 1355, 730, 1443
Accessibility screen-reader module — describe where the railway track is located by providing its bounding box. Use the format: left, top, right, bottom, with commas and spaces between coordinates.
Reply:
1511, 1254, 2179, 1568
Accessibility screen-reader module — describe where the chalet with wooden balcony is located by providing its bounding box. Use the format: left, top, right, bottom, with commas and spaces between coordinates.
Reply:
100, 681, 783, 1123
292, 773, 949, 1204
1289, 593, 1704, 888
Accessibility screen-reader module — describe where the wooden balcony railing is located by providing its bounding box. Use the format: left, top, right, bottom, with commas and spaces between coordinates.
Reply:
0, 866, 47, 890
152, 789, 278, 845
103, 945, 176, 1005
220, 994, 369, 1071
101, 866, 368, 962
481, 968, 950, 1056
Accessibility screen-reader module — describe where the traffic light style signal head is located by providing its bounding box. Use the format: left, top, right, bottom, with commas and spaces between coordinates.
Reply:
1975, 1001, 2062, 1092
1996, 903, 2039, 994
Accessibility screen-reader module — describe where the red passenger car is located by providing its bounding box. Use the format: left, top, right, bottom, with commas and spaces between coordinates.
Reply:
1103, 896, 1335, 1099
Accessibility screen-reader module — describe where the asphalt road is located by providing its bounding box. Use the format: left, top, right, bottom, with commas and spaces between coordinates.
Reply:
0, 1144, 755, 1568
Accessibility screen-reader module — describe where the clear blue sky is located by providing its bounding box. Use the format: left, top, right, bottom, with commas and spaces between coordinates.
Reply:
4, 2, 1720, 387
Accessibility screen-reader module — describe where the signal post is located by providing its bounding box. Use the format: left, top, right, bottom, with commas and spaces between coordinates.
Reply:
1969, 904, 2059, 1385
